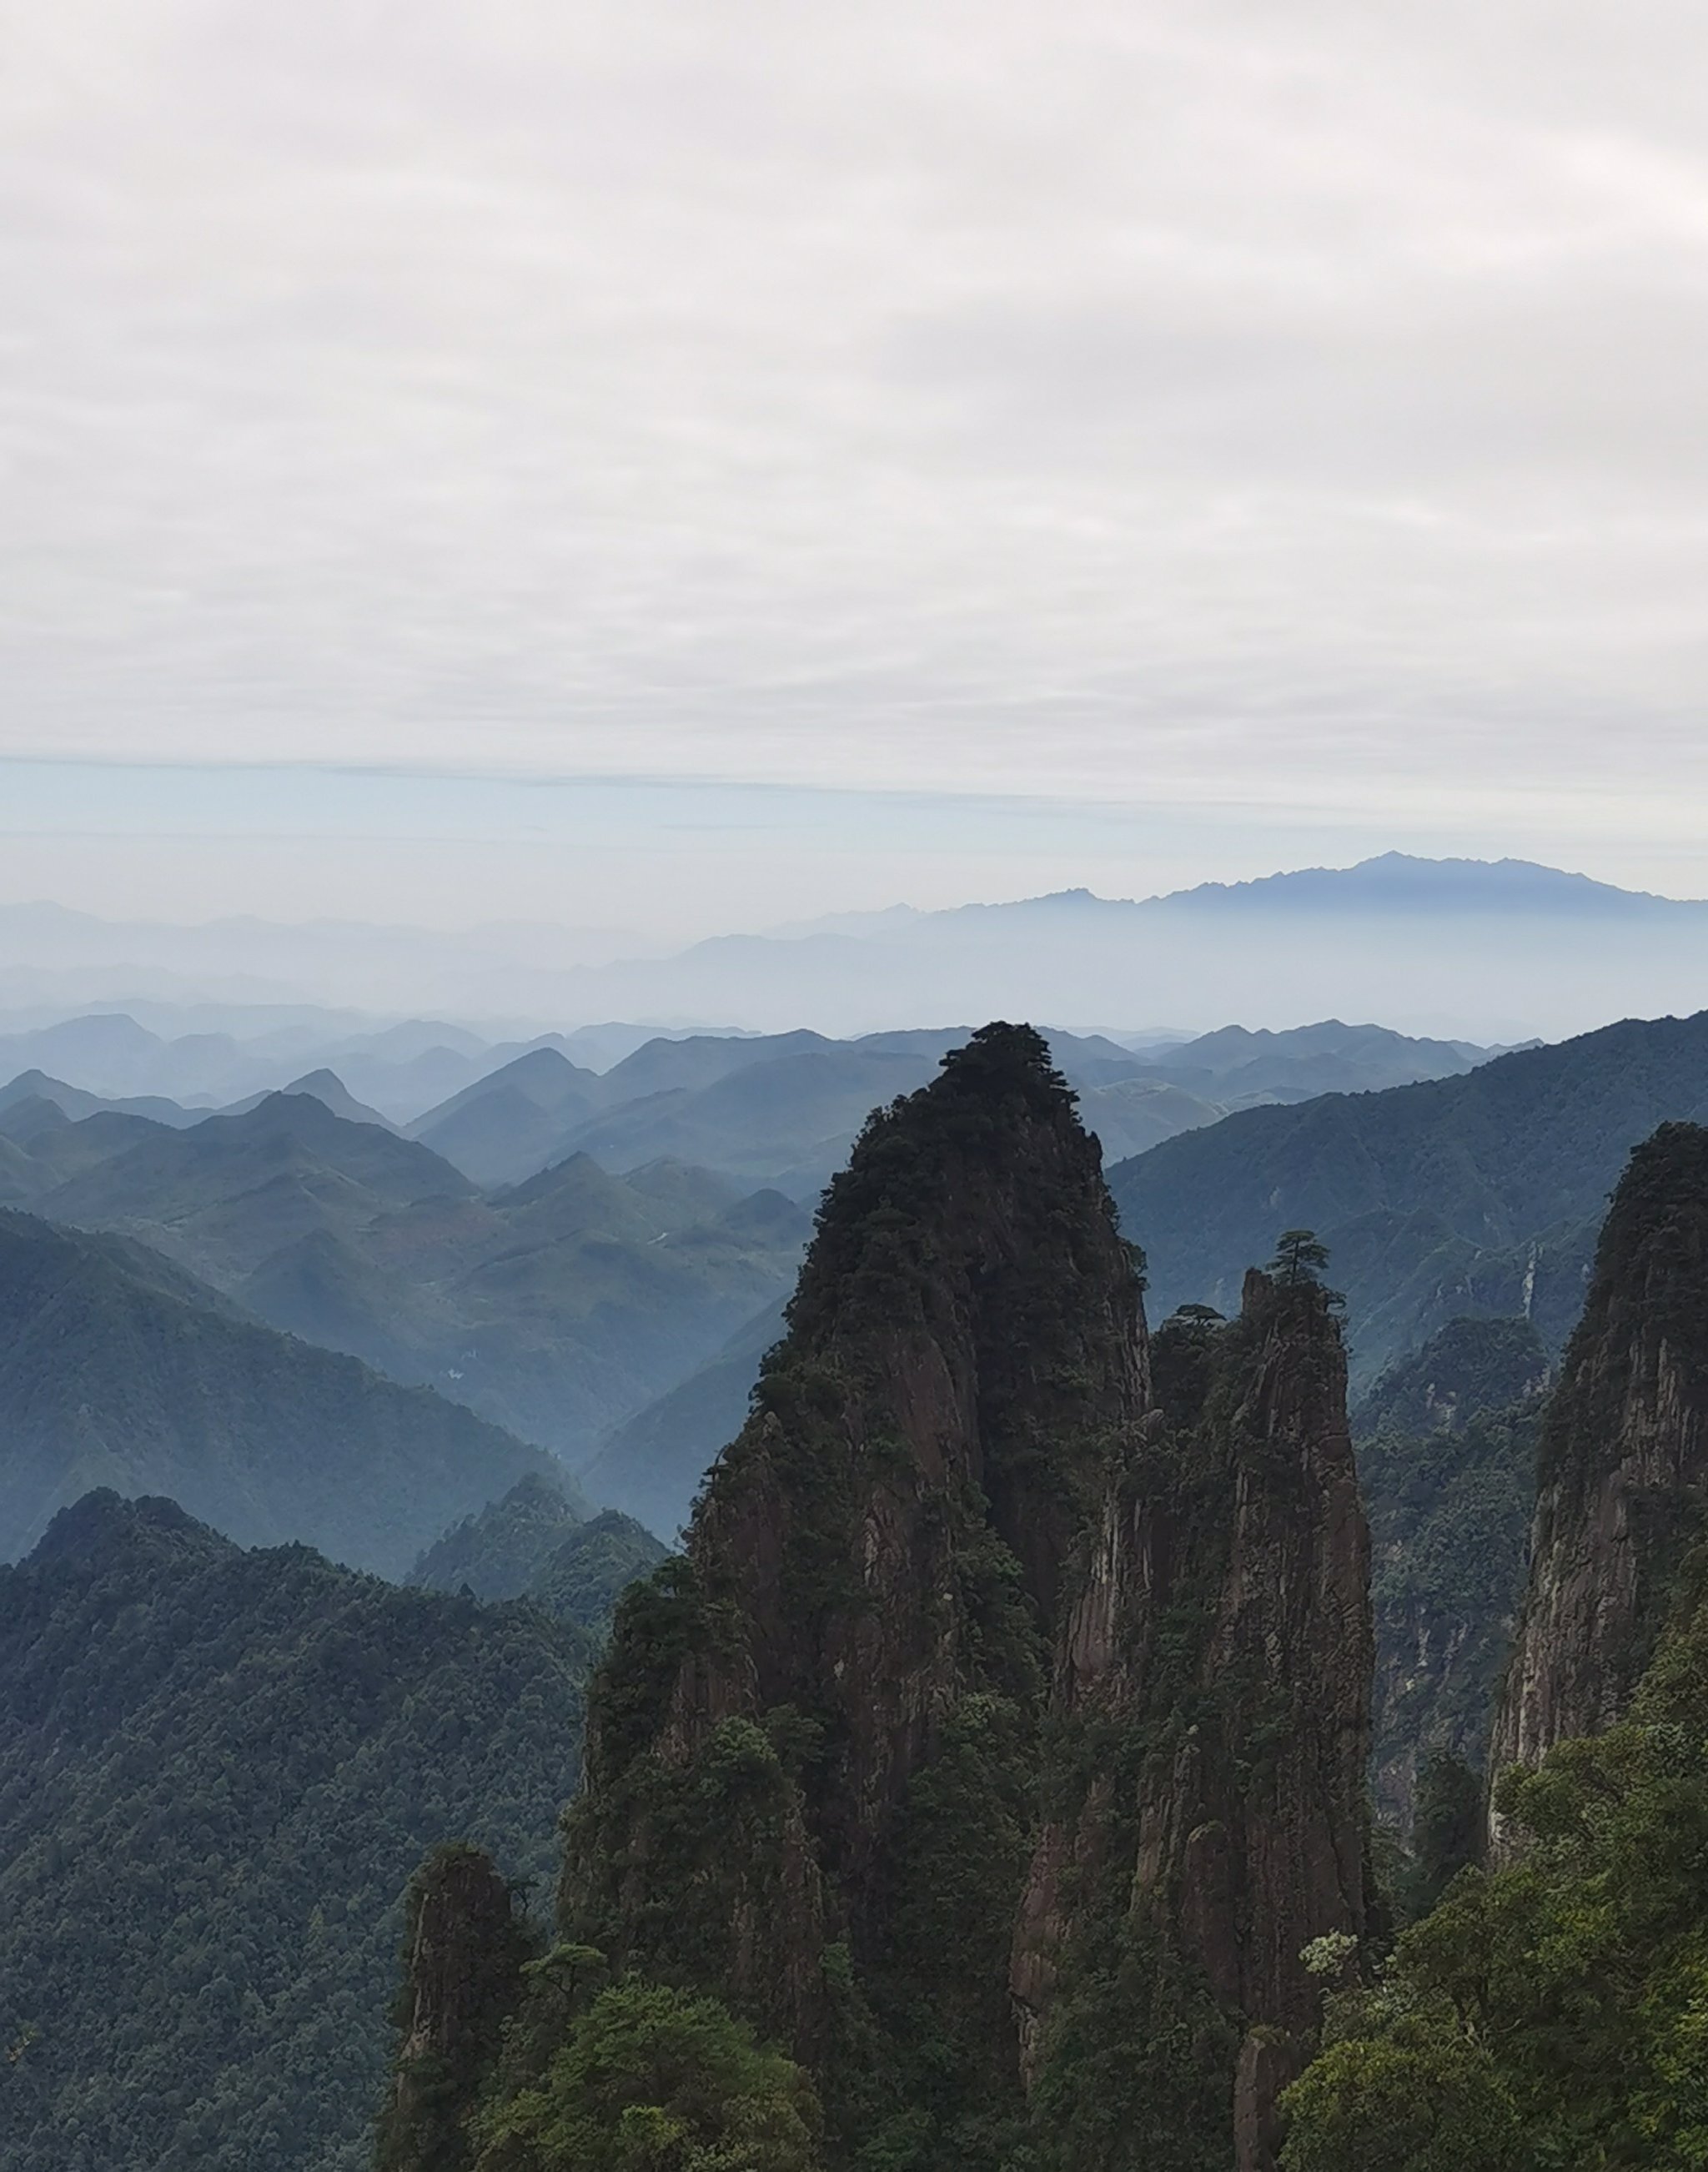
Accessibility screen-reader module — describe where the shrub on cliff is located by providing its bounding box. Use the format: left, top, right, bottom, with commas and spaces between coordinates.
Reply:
470, 1980, 823, 2171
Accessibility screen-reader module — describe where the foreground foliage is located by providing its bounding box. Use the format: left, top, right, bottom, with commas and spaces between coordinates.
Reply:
1281, 1562, 1708, 2170
472, 1978, 824, 2171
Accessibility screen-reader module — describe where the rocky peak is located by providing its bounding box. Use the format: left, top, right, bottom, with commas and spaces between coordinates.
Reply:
424, 1026, 1374, 2170
1490, 1121, 1708, 1816
374, 1845, 530, 2172
564, 1023, 1148, 2059
1013, 1266, 1370, 2172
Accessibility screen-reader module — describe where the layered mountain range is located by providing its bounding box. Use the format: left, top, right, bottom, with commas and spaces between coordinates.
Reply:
8, 997, 1708, 2171
578, 1008, 1708, 1533
0, 1089, 810, 1471
2, 1013, 1502, 1184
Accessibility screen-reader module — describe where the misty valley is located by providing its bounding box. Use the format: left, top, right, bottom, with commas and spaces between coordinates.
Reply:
3, 888, 1708, 2172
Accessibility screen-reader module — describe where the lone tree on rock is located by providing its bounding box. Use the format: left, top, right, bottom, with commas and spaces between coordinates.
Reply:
1270, 1229, 1331, 1285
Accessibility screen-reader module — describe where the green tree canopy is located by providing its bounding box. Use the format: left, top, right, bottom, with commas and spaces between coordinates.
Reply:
1269, 1230, 1331, 1285
1280, 1561, 1708, 2172
471, 1980, 824, 2172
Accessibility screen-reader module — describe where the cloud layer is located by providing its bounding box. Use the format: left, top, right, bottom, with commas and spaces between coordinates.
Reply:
5, 3, 1708, 858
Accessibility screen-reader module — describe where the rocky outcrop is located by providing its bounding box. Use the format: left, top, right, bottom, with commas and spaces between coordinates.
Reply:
475, 1025, 1375, 2168
561, 1024, 1148, 2082
1013, 1270, 1371, 2171
1489, 1123, 1708, 1826
374, 1846, 530, 2172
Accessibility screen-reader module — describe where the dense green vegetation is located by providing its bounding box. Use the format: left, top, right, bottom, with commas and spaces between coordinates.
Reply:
470, 1978, 826, 2170
529, 1511, 669, 1637
1282, 1120, 1708, 2167
1281, 1556, 1708, 2170
0, 1210, 559, 1574
0, 1491, 589, 2172
408, 1475, 667, 1637
1109, 1010, 1708, 1382
1354, 1316, 1547, 1438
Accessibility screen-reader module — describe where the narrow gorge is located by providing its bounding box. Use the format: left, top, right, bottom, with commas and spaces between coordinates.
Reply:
1489, 1121, 1708, 1819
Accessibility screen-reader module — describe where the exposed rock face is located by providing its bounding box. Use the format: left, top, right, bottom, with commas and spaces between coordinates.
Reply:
563, 1025, 1148, 2078
375, 1845, 529, 2172
1490, 1123, 1708, 1828
543, 1025, 1372, 2168
1014, 1269, 1371, 2172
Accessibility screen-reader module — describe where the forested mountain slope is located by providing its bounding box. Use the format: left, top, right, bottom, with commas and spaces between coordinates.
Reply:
1109, 1010, 1708, 1382
0, 1493, 590, 2172
1354, 1318, 1548, 1828
576, 1294, 787, 1537
0, 1211, 559, 1573
2, 1088, 811, 1468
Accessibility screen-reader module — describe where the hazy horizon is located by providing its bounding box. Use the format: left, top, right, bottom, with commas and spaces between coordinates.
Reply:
3, 849, 1703, 1045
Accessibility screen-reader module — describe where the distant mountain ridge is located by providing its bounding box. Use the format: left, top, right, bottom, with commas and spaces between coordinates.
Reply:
6, 854, 1706, 1037
482, 856, 1708, 1038
400, 1017, 1500, 1196
1108, 1009, 1708, 1385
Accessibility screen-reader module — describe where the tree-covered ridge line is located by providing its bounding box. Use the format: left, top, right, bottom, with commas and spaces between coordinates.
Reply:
406, 1472, 668, 1639
0, 1491, 590, 2172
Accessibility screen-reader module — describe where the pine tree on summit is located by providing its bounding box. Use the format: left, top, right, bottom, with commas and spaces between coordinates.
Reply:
1270, 1229, 1332, 1285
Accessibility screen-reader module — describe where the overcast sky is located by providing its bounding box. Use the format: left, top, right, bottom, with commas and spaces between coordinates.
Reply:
5, 2, 1708, 931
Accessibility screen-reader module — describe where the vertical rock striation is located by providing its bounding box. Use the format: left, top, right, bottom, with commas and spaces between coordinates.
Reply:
1490, 1122, 1708, 1819
374, 1844, 530, 2172
561, 1024, 1148, 2134
431, 1024, 1374, 2169
1014, 1269, 1370, 2172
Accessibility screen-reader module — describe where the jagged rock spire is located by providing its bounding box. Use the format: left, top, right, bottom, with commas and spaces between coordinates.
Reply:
1491, 1121, 1708, 1828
